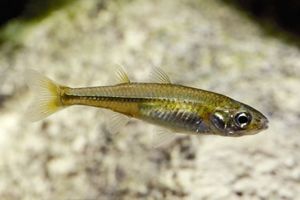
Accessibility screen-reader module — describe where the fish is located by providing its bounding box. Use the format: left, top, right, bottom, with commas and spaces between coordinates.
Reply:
25, 68, 268, 137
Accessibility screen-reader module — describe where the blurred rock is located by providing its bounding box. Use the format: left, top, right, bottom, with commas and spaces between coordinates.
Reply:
0, 0, 299, 199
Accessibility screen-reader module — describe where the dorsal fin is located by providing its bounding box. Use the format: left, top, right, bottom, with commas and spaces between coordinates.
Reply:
114, 64, 130, 84
149, 67, 171, 84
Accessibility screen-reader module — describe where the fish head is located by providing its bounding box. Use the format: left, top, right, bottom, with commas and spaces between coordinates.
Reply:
210, 103, 269, 137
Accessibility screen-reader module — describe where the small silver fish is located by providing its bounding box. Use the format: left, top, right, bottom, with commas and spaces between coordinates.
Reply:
25, 68, 268, 137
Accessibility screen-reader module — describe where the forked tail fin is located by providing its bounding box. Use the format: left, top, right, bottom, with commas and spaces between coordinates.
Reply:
25, 69, 65, 122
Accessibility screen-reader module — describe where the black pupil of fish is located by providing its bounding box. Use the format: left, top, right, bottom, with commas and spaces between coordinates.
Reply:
237, 114, 248, 124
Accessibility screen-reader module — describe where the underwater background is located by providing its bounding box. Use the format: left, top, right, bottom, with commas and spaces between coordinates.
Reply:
0, 0, 299, 199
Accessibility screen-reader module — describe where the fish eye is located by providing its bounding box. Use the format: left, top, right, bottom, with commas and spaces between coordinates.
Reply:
234, 112, 251, 128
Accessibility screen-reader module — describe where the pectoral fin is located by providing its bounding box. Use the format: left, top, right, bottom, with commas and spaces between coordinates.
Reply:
106, 112, 130, 134
152, 128, 178, 148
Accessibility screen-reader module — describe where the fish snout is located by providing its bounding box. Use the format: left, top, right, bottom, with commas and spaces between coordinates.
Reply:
259, 117, 269, 130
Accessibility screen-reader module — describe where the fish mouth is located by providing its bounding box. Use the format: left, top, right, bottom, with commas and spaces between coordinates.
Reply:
260, 117, 269, 130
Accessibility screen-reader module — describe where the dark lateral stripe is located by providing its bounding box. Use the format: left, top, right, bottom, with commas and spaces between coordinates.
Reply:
63, 94, 163, 103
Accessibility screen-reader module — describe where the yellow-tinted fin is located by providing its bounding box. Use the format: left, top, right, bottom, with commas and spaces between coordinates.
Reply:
149, 67, 171, 84
114, 64, 130, 84
25, 69, 64, 122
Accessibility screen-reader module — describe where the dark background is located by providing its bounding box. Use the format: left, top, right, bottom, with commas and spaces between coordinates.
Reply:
0, 0, 73, 26
0, 0, 28, 26
0, 0, 299, 37
223, 0, 300, 37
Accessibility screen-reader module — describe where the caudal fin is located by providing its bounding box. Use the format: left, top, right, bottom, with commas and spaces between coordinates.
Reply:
25, 69, 64, 122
